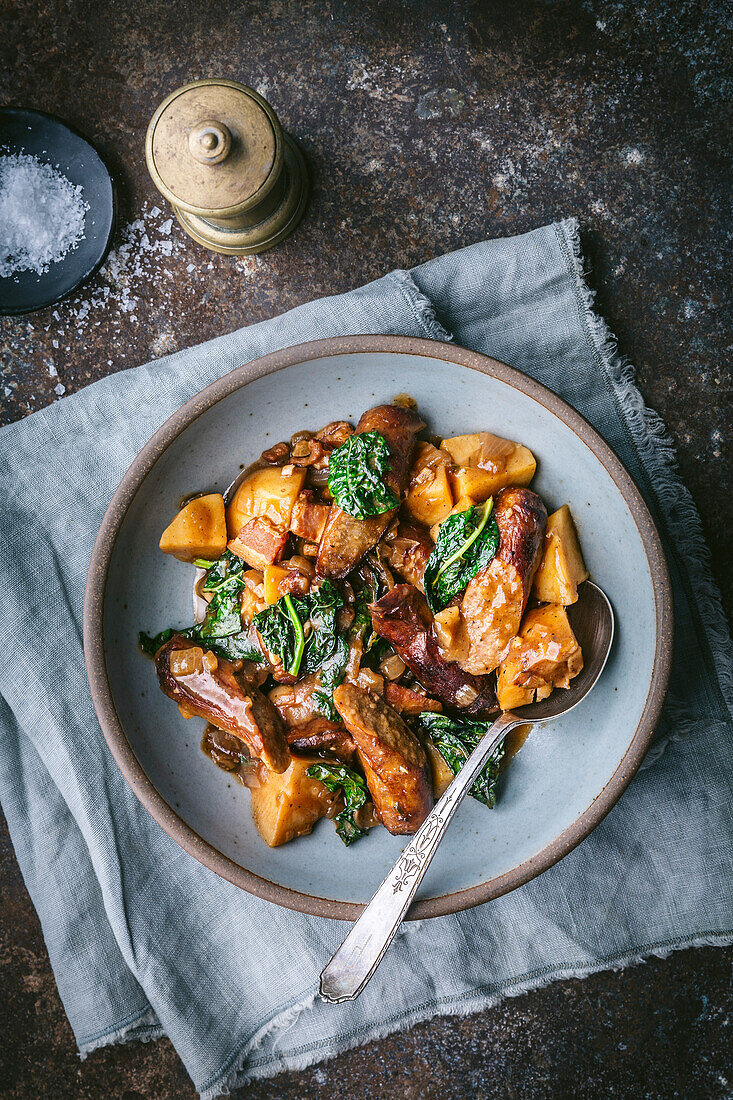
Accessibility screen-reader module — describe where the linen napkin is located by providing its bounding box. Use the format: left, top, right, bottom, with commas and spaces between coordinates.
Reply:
0, 219, 730, 1098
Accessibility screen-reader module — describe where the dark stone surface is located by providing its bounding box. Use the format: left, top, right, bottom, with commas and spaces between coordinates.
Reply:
0, 0, 731, 1097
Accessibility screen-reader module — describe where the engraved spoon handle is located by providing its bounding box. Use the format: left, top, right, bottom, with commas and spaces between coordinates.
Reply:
319, 711, 521, 1003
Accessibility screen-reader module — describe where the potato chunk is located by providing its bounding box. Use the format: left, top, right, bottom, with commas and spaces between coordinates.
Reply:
404, 442, 454, 527
263, 564, 289, 604
250, 754, 341, 847
226, 466, 306, 538
496, 603, 583, 709
532, 504, 589, 605
495, 669, 535, 711
440, 432, 536, 503
159, 493, 227, 563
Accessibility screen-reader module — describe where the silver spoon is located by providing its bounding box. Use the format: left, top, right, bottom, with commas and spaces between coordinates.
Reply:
319, 580, 614, 1004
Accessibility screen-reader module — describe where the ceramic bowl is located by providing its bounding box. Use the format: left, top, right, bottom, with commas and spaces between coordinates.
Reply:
84, 336, 672, 919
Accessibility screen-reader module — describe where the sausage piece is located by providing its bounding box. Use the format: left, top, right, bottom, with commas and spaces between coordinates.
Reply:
156, 635, 290, 772
316, 405, 424, 580
332, 682, 433, 834
369, 584, 499, 719
458, 487, 547, 675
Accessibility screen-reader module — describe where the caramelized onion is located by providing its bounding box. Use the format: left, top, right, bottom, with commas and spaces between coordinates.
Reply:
380, 653, 406, 681
170, 647, 204, 677
203, 651, 218, 673
356, 667, 384, 695
454, 683, 479, 706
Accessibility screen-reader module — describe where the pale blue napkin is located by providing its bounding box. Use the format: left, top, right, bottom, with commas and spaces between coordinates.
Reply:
0, 220, 731, 1098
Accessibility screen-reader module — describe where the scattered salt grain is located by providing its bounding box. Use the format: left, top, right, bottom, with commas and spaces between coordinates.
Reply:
0, 154, 89, 277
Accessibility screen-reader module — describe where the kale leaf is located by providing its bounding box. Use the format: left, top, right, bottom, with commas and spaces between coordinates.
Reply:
254, 579, 345, 679
201, 631, 263, 663
328, 431, 398, 519
253, 593, 303, 674
139, 550, 262, 664
138, 624, 262, 664
418, 711, 505, 808
423, 498, 500, 613
312, 691, 341, 723
305, 762, 369, 845
350, 556, 386, 655
312, 634, 350, 721
138, 628, 176, 657
198, 550, 246, 638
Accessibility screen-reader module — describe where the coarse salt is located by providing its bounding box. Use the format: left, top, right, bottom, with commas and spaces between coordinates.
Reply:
0, 153, 89, 278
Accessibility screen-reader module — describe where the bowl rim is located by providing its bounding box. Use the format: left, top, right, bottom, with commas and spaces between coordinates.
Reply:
83, 334, 673, 920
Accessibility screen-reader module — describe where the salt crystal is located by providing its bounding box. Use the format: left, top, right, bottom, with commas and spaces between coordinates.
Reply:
159, 218, 172, 235
54, 383, 65, 396
186, 263, 195, 273
0, 154, 89, 277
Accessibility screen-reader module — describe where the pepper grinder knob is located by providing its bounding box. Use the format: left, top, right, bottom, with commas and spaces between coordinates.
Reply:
188, 120, 231, 165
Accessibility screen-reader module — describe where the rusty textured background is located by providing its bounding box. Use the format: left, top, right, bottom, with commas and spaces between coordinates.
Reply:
1, 1, 731, 1097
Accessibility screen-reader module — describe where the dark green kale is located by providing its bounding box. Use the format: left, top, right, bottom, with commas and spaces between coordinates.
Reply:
328, 431, 398, 519
197, 550, 246, 638
139, 550, 262, 664
138, 628, 176, 657
312, 691, 341, 722
423, 498, 500, 613
350, 556, 386, 655
305, 762, 370, 845
312, 634, 350, 721
254, 579, 345, 679
138, 623, 262, 663
418, 711, 505, 808
200, 631, 263, 663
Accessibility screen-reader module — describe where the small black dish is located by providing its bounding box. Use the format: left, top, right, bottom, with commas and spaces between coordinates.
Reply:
0, 107, 116, 316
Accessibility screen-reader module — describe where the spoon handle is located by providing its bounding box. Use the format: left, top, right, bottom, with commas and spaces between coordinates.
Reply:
319, 711, 521, 1003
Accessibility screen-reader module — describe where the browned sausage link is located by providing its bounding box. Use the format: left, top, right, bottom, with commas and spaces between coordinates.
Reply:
458, 487, 548, 676
333, 682, 433, 834
156, 636, 291, 772
316, 405, 425, 580
494, 486, 548, 600
381, 518, 433, 591
369, 585, 499, 719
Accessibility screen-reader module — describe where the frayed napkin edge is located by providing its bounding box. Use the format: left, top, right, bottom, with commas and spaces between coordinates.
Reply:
78, 1007, 163, 1058
198, 930, 733, 1099
555, 217, 733, 769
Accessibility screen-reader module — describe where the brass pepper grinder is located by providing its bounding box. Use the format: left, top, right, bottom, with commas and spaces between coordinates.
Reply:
145, 78, 309, 255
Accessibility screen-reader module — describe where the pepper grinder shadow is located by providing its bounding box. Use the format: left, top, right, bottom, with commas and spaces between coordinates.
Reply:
145, 79, 309, 256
